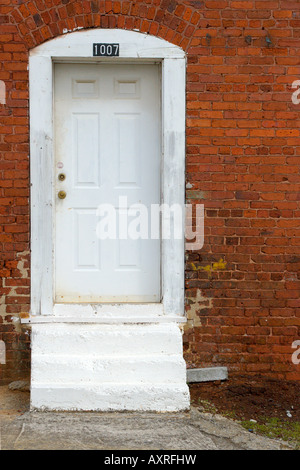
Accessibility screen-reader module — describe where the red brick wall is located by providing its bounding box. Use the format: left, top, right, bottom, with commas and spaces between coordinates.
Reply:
0, 0, 299, 384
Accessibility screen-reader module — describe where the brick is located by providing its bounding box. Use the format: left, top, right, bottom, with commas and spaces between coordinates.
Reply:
0, 0, 299, 386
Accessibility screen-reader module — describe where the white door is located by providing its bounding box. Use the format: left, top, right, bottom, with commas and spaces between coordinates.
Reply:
54, 63, 161, 303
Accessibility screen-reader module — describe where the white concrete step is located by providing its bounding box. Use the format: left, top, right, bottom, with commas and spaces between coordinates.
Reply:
32, 354, 187, 385
32, 323, 183, 356
30, 322, 190, 411
30, 383, 190, 412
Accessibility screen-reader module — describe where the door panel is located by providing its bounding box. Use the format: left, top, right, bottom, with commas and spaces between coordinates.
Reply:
73, 113, 100, 187
54, 64, 161, 303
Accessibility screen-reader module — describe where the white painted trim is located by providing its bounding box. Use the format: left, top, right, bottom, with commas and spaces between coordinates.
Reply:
30, 55, 53, 315
21, 316, 186, 324
29, 29, 186, 319
30, 29, 186, 59
52, 303, 165, 317
162, 58, 186, 316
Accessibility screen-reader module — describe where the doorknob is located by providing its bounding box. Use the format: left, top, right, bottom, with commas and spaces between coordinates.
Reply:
58, 190, 67, 199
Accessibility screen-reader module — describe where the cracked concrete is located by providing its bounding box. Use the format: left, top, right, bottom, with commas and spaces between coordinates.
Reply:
0, 385, 293, 450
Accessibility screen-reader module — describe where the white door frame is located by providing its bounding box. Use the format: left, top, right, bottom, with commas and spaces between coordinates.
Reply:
29, 29, 186, 323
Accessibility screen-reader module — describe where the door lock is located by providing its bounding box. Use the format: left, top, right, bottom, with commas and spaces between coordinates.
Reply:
58, 190, 67, 200
58, 173, 66, 181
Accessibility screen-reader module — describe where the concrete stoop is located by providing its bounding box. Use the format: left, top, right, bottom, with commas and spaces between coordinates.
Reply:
30, 322, 190, 412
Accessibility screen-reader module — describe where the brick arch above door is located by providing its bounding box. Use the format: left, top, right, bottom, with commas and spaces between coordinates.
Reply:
9, 0, 202, 50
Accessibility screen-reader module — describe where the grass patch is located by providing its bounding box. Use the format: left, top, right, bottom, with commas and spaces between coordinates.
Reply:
196, 397, 300, 448
197, 398, 237, 419
197, 399, 218, 414
241, 417, 300, 449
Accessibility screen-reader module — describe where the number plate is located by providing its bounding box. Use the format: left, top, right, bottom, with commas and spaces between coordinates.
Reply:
93, 43, 120, 57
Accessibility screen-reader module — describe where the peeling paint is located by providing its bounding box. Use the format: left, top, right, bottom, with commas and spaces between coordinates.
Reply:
185, 288, 213, 329
212, 258, 227, 271
0, 294, 5, 316
20, 312, 30, 319
16, 250, 30, 279
190, 258, 227, 278
0, 250, 30, 331
63, 26, 84, 34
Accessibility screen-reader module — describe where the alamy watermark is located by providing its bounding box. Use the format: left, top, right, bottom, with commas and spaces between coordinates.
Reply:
292, 340, 300, 365
291, 80, 300, 105
95, 197, 204, 251
0, 340, 6, 365
0, 80, 5, 105
287, 83, 300, 367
